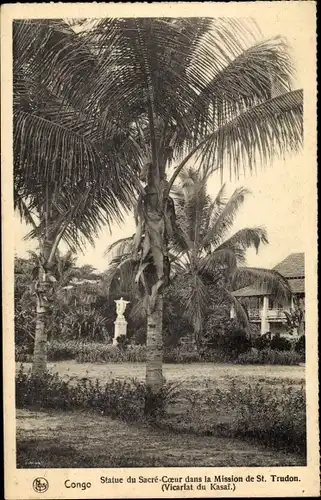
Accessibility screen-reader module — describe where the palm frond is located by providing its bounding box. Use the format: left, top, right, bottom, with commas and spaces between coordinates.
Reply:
168, 89, 303, 192
104, 236, 135, 257
130, 295, 148, 322
198, 248, 237, 274
13, 19, 99, 110
224, 289, 251, 330
14, 18, 141, 246
200, 89, 303, 178
20, 180, 135, 255
191, 36, 294, 138
215, 227, 268, 256
14, 191, 38, 229
177, 272, 210, 338
202, 187, 251, 248
231, 267, 291, 302
103, 256, 135, 298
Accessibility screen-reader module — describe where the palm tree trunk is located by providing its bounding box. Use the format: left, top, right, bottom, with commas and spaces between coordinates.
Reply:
32, 288, 49, 376
145, 293, 163, 415
32, 239, 52, 376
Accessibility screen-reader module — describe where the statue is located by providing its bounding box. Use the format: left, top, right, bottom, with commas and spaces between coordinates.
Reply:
114, 297, 130, 319
113, 297, 130, 345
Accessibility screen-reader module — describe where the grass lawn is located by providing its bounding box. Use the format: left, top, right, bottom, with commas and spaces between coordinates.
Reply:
16, 361, 305, 468
18, 360, 305, 390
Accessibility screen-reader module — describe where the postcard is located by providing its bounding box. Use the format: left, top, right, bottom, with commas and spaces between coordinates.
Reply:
1, 1, 319, 498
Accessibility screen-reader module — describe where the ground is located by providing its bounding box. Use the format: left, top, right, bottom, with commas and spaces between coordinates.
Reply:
17, 408, 304, 468
16, 362, 305, 468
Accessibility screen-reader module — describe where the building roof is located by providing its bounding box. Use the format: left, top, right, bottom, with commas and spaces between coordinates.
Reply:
232, 253, 305, 297
287, 278, 305, 294
272, 252, 304, 278
232, 284, 269, 297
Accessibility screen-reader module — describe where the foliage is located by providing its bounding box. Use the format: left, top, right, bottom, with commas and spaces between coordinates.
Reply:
16, 341, 73, 363
15, 340, 302, 366
99, 17, 303, 397
283, 299, 305, 335
14, 256, 36, 348
295, 335, 305, 355
253, 332, 271, 350
14, 253, 119, 344
237, 348, 302, 365
16, 365, 146, 421
14, 19, 140, 248
162, 284, 195, 348
270, 333, 292, 351
75, 344, 146, 363
253, 332, 293, 352
163, 345, 200, 363
106, 172, 292, 351
16, 364, 306, 456
145, 382, 183, 418
155, 379, 306, 456
16, 365, 178, 421
116, 335, 130, 351
170, 169, 292, 345
203, 323, 252, 360
203, 380, 306, 455
221, 328, 252, 359
203, 305, 236, 343
129, 327, 147, 346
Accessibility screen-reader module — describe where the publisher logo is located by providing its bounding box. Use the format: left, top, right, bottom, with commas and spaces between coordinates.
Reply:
33, 478, 49, 493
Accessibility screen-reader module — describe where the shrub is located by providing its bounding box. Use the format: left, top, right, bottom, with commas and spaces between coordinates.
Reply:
236, 348, 301, 365
253, 333, 271, 351
15, 344, 33, 362
295, 335, 305, 355
116, 335, 130, 351
16, 365, 180, 422
47, 340, 79, 361
270, 333, 292, 352
15, 340, 79, 363
202, 326, 252, 361
223, 328, 252, 358
15, 340, 304, 365
204, 380, 306, 455
155, 378, 306, 456
75, 344, 146, 363
16, 365, 147, 421
145, 381, 182, 418
164, 345, 200, 363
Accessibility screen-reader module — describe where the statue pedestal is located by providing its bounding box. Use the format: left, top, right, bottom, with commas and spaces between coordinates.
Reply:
113, 318, 128, 346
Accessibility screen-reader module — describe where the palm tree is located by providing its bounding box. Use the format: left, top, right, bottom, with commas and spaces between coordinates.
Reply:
170, 168, 291, 347
106, 169, 291, 352
14, 19, 141, 375
90, 18, 303, 404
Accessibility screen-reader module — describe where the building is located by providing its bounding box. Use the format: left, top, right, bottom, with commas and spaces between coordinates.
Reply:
231, 253, 305, 337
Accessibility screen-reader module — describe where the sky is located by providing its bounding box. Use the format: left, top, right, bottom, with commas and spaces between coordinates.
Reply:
14, 13, 308, 273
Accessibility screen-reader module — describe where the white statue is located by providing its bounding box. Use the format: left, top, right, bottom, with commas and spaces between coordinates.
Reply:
115, 297, 130, 319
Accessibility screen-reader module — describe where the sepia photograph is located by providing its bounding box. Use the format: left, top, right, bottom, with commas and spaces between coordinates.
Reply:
2, 2, 319, 498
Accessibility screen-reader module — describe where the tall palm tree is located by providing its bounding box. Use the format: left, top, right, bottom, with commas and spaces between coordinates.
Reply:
89, 18, 303, 404
14, 19, 141, 375
170, 168, 291, 347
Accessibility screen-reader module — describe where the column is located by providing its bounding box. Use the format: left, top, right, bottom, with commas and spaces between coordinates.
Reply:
290, 294, 295, 310
261, 295, 269, 335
